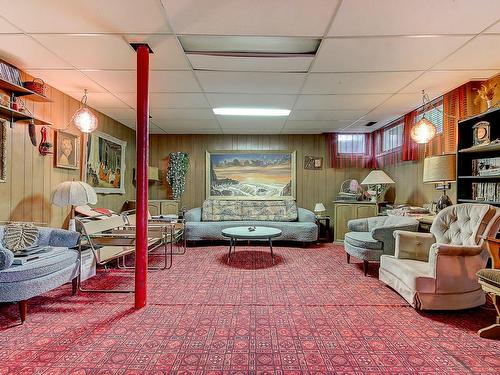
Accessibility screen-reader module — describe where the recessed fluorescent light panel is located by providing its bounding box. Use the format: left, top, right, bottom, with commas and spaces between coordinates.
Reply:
213, 108, 291, 116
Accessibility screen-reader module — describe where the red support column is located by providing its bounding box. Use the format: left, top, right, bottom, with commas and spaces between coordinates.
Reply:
135, 44, 150, 309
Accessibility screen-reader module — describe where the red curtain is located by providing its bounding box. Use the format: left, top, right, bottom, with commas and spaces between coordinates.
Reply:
442, 84, 468, 154
402, 110, 420, 161
326, 133, 376, 169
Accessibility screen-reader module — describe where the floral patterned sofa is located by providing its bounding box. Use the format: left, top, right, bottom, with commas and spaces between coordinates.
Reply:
185, 200, 318, 243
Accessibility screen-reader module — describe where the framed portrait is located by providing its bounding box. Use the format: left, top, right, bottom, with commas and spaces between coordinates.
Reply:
0, 120, 7, 183
206, 150, 296, 200
55, 130, 80, 169
83, 131, 127, 194
304, 155, 323, 170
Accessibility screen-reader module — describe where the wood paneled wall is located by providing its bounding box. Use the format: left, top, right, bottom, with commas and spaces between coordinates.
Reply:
0, 73, 135, 228
149, 134, 375, 217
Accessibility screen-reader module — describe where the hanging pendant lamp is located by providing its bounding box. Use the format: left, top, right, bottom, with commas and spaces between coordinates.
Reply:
73, 89, 98, 133
410, 90, 437, 144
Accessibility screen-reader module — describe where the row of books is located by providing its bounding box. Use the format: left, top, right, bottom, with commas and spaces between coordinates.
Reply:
472, 157, 500, 176
472, 182, 500, 203
0, 61, 22, 86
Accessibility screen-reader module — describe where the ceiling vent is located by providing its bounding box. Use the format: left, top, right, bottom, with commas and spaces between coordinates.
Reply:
365, 121, 377, 127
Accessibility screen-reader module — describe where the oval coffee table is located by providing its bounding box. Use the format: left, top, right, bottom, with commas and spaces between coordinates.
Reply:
221, 226, 282, 264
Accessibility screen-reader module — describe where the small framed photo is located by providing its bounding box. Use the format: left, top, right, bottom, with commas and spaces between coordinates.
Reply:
304, 155, 323, 170
55, 130, 80, 169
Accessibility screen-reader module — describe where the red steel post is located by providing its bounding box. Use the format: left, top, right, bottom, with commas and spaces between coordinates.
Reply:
135, 44, 150, 309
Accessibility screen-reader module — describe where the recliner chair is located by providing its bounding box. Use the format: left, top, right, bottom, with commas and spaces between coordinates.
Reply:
379, 204, 500, 310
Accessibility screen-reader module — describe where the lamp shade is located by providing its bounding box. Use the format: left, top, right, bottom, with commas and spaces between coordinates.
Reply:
52, 181, 97, 207
361, 170, 395, 185
314, 203, 326, 212
423, 154, 456, 183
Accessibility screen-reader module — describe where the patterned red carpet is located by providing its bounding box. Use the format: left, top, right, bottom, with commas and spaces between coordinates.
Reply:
1, 244, 499, 374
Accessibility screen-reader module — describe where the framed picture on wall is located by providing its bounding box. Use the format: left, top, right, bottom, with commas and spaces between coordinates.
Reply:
206, 150, 296, 200
54, 130, 80, 170
83, 131, 127, 194
0, 120, 7, 183
304, 155, 323, 170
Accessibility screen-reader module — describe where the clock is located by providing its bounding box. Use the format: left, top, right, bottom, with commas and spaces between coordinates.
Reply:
472, 121, 490, 146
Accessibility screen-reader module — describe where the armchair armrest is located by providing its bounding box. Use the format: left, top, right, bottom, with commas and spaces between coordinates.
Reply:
393, 230, 435, 261
348, 218, 368, 232
431, 243, 483, 257
371, 222, 419, 255
185, 207, 202, 222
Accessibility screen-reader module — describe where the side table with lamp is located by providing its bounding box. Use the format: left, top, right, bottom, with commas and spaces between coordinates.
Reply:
423, 154, 456, 212
314, 203, 331, 243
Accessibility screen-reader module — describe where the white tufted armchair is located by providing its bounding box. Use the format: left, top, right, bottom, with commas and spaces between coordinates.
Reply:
379, 204, 500, 310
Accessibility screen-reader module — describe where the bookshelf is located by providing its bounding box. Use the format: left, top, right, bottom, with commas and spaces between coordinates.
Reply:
456, 107, 500, 207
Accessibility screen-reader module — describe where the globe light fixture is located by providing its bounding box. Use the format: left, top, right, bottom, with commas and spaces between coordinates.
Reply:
73, 89, 98, 133
410, 90, 437, 144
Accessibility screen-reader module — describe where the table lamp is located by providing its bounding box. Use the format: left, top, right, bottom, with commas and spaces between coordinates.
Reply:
423, 154, 456, 211
52, 180, 98, 230
361, 170, 395, 202
314, 203, 326, 217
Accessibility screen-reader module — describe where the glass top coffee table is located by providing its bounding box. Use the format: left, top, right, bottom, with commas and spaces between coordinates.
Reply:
221, 226, 282, 264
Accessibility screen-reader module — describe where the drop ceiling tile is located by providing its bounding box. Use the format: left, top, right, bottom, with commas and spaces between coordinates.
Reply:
187, 54, 314, 72
84, 70, 201, 93
33, 34, 135, 70
205, 93, 297, 108
435, 35, 500, 70
294, 94, 390, 110
0, 0, 171, 33
366, 93, 424, 121
0, 19, 20, 33
117, 93, 210, 109
98, 108, 137, 120
0, 35, 72, 69
114, 118, 136, 129
401, 70, 499, 94
284, 120, 351, 130
196, 71, 306, 94
289, 110, 366, 121
281, 128, 333, 134
67, 92, 129, 108
124, 35, 190, 70
161, 0, 339, 36
25, 69, 109, 94
312, 36, 470, 72
154, 119, 220, 133
150, 124, 167, 134
303, 72, 421, 94
328, 0, 500, 36
223, 127, 283, 134
150, 108, 215, 120
163, 128, 221, 134
485, 20, 500, 33
216, 116, 286, 128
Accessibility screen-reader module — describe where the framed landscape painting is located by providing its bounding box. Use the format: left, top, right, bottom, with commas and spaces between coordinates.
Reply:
206, 150, 296, 200
83, 131, 126, 194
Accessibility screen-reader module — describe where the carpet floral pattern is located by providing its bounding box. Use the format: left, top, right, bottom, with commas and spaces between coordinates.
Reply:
0, 244, 499, 374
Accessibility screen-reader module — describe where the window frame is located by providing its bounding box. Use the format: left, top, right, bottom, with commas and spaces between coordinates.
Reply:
336, 133, 366, 155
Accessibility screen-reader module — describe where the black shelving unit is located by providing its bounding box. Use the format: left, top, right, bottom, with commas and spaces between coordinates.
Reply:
456, 107, 500, 207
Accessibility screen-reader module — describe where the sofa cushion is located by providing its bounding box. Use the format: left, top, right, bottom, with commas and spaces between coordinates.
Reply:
0, 247, 78, 283
0, 247, 14, 270
202, 200, 298, 222
344, 231, 382, 250
380, 255, 435, 293
477, 269, 500, 289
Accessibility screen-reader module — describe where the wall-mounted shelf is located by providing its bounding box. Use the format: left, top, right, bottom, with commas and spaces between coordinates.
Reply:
458, 175, 500, 179
0, 104, 52, 126
458, 143, 500, 154
0, 77, 51, 102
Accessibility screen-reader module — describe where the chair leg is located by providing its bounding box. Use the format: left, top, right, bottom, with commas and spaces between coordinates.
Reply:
478, 324, 500, 339
18, 300, 27, 324
363, 260, 369, 276
346, 253, 350, 264
72, 277, 78, 295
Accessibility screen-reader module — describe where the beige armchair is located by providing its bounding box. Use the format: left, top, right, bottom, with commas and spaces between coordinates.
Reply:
379, 204, 500, 310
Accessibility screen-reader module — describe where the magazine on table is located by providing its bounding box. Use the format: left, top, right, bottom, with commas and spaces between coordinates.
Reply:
12, 246, 56, 265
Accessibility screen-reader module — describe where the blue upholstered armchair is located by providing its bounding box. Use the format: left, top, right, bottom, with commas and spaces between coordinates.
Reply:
0, 226, 80, 323
344, 216, 419, 276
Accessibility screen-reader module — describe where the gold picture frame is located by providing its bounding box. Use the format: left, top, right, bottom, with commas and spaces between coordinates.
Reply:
206, 150, 296, 200
55, 130, 80, 170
